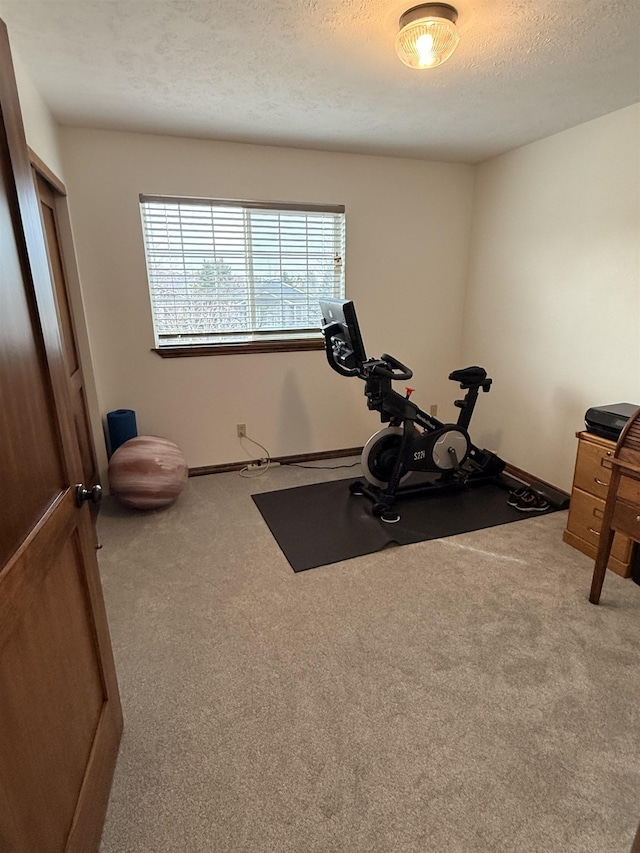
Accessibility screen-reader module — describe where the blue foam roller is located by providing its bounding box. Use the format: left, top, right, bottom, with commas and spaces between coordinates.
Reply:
107, 409, 138, 454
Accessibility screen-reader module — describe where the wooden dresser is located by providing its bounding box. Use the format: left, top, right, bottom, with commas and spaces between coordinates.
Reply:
563, 431, 634, 577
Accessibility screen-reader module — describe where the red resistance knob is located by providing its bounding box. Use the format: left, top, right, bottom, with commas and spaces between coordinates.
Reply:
405, 387, 415, 398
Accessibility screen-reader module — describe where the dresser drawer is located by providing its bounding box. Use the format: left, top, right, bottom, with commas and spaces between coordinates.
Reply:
618, 473, 640, 507
573, 436, 614, 501
613, 501, 640, 541
564, 432, 635, 578
565, 487, 632, 563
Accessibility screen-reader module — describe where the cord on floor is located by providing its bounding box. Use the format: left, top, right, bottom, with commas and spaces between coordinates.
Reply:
280, 461, 361, 470
238, 433, 361, 476
238, 433, 272, 478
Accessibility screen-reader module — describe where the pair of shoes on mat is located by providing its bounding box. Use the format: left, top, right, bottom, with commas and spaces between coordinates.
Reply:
508, 486, 550, 513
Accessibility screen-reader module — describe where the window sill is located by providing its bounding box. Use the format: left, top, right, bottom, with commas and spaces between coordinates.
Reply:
152, 338, 324, 358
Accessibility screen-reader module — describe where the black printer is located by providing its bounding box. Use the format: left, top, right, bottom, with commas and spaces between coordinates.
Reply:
584, 403, 639, 442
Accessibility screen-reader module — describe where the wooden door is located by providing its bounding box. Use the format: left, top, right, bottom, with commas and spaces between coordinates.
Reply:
33, 163, 101, 530
0, 18, 122, 853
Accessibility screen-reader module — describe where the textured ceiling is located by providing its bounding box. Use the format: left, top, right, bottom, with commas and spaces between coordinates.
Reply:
1, 0, 639, 163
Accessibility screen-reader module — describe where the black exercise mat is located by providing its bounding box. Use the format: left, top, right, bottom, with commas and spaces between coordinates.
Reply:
252, 477, 558, 572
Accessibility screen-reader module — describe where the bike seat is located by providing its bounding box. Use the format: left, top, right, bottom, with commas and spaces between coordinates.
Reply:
448, 366, 487, 386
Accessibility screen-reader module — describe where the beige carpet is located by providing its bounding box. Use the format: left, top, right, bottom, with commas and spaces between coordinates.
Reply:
97, 460, 640, 853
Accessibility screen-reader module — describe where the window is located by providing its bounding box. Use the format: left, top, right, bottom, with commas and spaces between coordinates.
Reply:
139, 195, 346, 355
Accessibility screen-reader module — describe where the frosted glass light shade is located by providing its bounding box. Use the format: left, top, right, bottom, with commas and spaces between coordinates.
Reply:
395, 3, 460, 69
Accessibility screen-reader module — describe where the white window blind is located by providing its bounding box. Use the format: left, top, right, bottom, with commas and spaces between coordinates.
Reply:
139, 195, 346, 348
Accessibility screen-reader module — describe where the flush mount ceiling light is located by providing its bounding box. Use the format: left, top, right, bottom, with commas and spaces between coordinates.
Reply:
394, 3, 460, 69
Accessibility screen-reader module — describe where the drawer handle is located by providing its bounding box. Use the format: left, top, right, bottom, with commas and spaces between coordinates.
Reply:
594, 477, 609, 486
588, 527, 600, 536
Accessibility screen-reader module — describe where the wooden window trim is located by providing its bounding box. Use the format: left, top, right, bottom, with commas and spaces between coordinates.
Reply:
152, 338, 324, 358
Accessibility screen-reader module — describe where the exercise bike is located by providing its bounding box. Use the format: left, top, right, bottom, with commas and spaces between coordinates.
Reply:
320, 298, 506, 522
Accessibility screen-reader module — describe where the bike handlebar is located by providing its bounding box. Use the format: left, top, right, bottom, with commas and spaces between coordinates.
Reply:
370, 354, 413, 381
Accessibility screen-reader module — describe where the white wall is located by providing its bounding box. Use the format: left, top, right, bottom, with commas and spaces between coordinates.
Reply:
15, 57, 639, 492
463, 104, 640, 491
10, 46, 65, 181
59, 128, 475, 476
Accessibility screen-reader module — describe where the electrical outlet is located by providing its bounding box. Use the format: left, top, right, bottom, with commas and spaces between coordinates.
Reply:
237, 423, 247, 438
430, 404, 438, 417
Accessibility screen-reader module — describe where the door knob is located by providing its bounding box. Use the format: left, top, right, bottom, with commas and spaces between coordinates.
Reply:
75, 483, 103, 508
